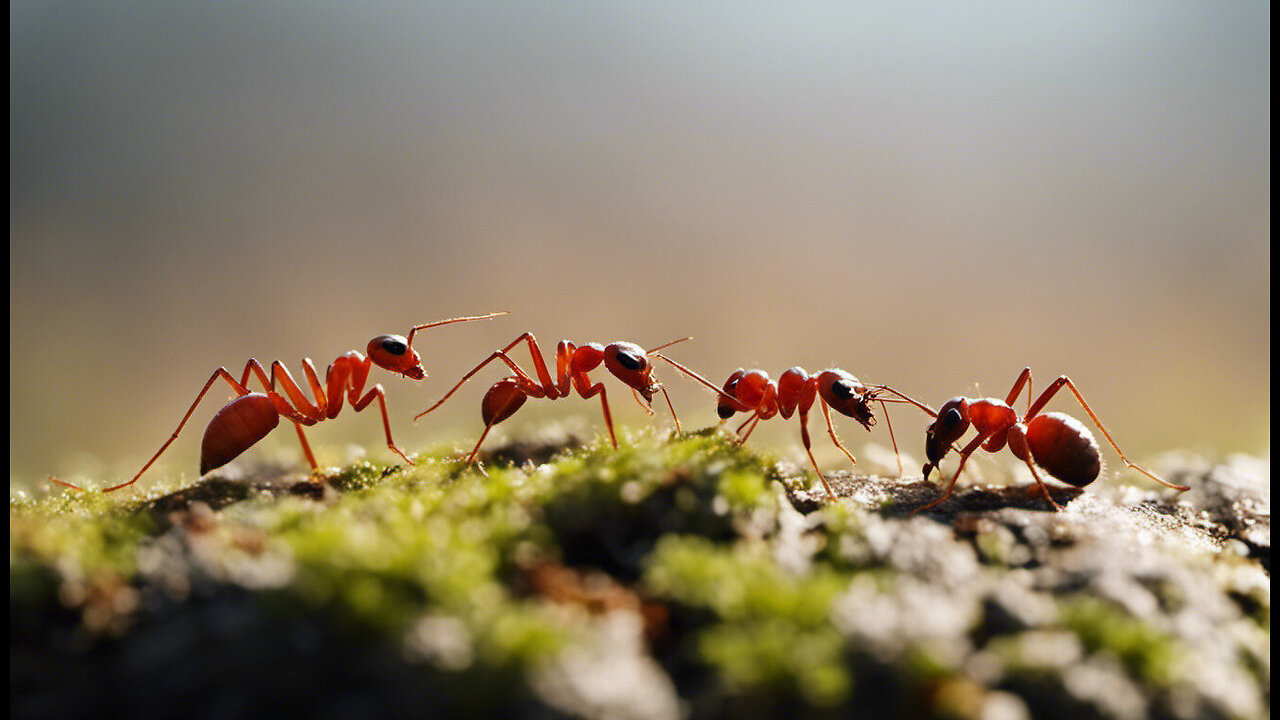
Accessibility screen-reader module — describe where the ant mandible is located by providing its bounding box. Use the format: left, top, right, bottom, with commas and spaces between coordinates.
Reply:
414, 333, 730, 465
53, 312, 508, 493
715, 367, 936, 499
915, 368, 1190, 513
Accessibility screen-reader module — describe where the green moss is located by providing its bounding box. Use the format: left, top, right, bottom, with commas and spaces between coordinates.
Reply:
11, 432, 1269, 718
264, 430, 781, 667
811, 501, 875, 570
644, 535, 853, 706
10, 490, 156, 581
1059, 597, 1182, 686
699, 619, 851, 707
538, 431, 778, 579
325, 460, 394, 492
987, 598, 1182, 689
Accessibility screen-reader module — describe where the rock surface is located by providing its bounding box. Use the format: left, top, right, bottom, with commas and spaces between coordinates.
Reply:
10, 434, 1270, 719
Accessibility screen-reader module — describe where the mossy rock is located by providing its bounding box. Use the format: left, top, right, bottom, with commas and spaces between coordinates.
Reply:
10, 433, 1270, 720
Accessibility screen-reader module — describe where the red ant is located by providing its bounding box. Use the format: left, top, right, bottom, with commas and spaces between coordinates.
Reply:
413, 333, 730, 465
53, 312, 508, 493
915, 368, 1190, 512
715, 367, 936, 499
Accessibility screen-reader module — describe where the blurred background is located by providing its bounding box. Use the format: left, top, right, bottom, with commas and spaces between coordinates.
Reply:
10, 2, 1269, 492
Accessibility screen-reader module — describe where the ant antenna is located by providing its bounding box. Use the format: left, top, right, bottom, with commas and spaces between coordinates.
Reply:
647, 336, 693, 354
406, 311, 509, 345
650, 352, 739, 403
870, 385, 937, 417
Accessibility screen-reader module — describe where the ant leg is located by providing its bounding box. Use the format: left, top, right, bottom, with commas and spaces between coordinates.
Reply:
352, 384, 414, 465
913, 434, 989, 514
465, 423, 496, 465
578, 382, 619, 449
300, 359, 330, 416
238, 359, 320, 427
268, 360, 326, 420
293, 422, 319, 470
416, 348, 541, 419
1022, 460, 1062, 511
239, 359, 270, 388
238, 358, 326, 424
1004, 368, 1033, 414
798, 410, 837, 500
657, 385, 682, 433
1026, 377, 1189, 492
878, 399, 904, 476
619, 381, 676, 432
503, 333, 558, 393
93, 368, 253, 492
326, 356, 364, 418
462, 382, 529, 466
735, 412, 762, 444
416, 333, 554, 420
818, 398, 859, 468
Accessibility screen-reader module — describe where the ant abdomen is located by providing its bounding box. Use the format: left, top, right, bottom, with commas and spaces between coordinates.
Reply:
1026, 412, 1101, 488
481, 378, 529, 426
201, 393, 280, 474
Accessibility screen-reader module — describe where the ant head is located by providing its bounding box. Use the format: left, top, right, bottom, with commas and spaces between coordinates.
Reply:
816, 369, 876, 429
717, 369, 748, 419
603, 342, 659, 401
731, 370, 774, 407
367, 334, 426, 379
923, 397, 970, 478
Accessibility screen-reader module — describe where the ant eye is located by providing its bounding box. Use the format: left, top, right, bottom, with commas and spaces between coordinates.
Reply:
614, 349, 646, 371
381, 338, 408, 356
830, 378, 856, 400
940, 407, 963, 427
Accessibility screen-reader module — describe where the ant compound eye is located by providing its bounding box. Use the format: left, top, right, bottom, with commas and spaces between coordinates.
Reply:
940, 407, 963, 428
381, 337, 408, 356
614, 348, 646, 372
830, 378, 857, 400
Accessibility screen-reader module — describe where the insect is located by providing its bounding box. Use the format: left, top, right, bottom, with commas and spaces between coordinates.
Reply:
413, 333, 729, 465
715, 367, 936, 499
915, 368, 1190, 512
53, 312, 508, 492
